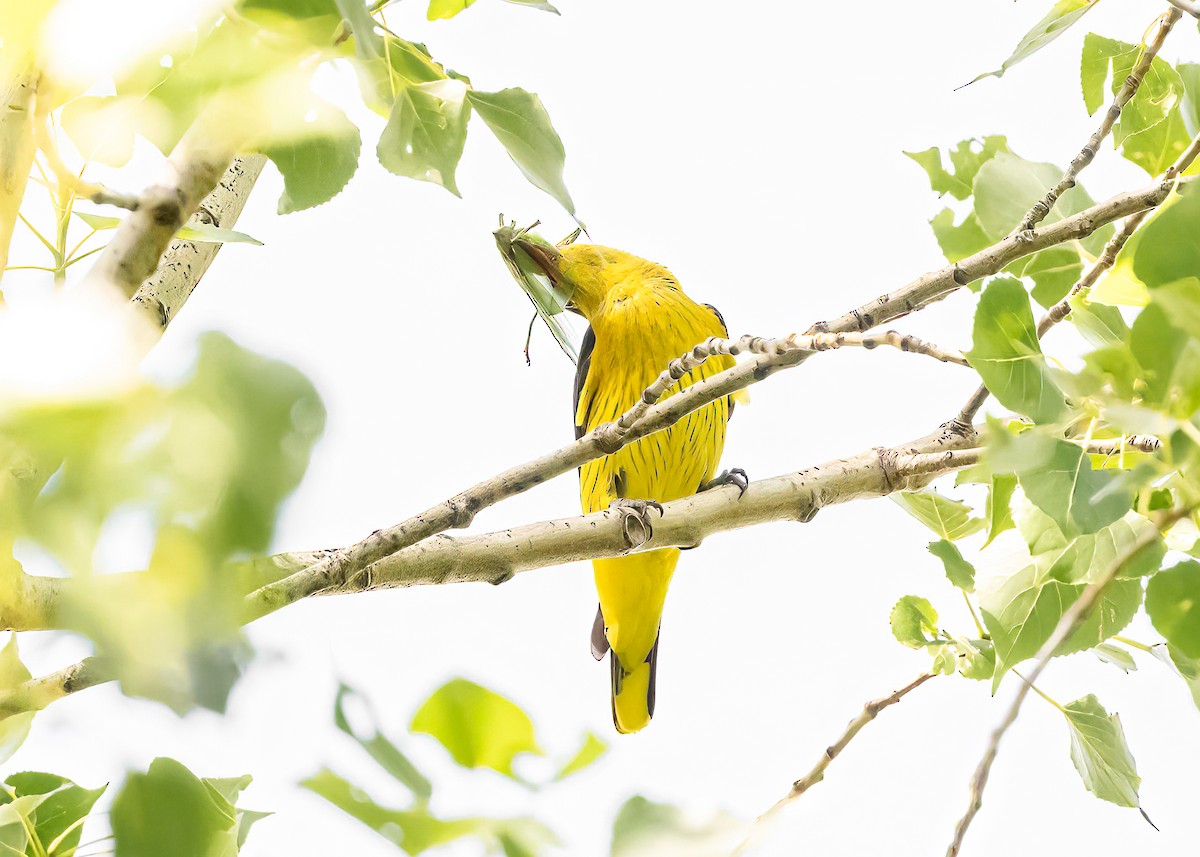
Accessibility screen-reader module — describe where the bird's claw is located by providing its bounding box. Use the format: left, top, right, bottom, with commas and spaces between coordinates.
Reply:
609, 499, 664, 550
703, 467, 749, 498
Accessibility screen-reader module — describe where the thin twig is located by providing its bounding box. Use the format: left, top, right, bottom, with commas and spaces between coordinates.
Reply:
1017, 7, 1182, 232
945, 508, 1184, 857
0, 657, 109, 718
737, 672, 938, 854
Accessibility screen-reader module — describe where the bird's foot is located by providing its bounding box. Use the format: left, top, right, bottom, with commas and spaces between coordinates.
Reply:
608, 499, 664, 550
702, 467, 749, 497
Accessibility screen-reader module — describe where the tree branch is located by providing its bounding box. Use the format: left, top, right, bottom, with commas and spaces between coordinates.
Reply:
945, 508, 1183, 857
82, 125, 237, 299
1017, 6, 1182, 233
131, 154, 267, 326
1165, 0, 1200, 19
0, 657, 109, 718
737, 672, 939, 854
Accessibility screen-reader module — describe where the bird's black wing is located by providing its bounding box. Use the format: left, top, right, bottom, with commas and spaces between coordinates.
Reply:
573, 324, 596, 440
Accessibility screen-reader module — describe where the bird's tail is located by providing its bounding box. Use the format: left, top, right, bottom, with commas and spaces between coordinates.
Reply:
611, 635, 659, 734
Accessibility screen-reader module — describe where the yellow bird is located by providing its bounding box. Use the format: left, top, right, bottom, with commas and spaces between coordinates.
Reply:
517, 238, 742, 733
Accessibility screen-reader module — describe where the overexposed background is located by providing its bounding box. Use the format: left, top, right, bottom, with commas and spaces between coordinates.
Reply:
8, 1, 1200, 855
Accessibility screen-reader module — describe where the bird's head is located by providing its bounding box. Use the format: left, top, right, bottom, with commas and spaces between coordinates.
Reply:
514, 237, 668, 321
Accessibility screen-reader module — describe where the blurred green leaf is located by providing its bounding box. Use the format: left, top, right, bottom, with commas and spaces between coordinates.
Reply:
60, 95, 137, 167
554, 732, 607, 781
1068, 294, 1129, 347
1063, 694, 1141, 807
973, 152, 1111, 254
1146, 561, 1200, 658
334, 0, 383, 58
890, 595, 940, 648
0, 772, 106, 857
334, 683, 433, 803
112, 758, 260, 857
377, 80, 470, 196
1093, 642, 1137, 672
891, 490, 985, 541
610, 796, 743, 857
260, 97, 362, 213
0, 635, 33, 766
410, 678, 542, 778
966, 277, 1068, 424
427, 0, 476, 19
1081, 34, 1183, 146
1130, 302, 1200, 418
928, 540, 976, 591
1132, 187, 1200, 289
467, 88, 575, 215
985, 474, 1017, 546
969, 0, 1098, 84
302, 768, 546, 856
905, 137, 1009, 200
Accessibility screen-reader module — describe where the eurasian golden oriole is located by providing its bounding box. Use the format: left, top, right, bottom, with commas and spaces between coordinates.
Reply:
518, 238, 738, 733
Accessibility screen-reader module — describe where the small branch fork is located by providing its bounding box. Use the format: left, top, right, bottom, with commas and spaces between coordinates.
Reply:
944, 508, 1187, 857
1017, 7, 1183, 233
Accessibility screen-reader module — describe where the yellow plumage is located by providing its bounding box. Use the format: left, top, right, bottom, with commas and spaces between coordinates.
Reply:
535, 243, 734, 733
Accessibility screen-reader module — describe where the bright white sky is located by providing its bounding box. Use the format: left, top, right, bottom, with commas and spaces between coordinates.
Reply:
9, 1, 1200, 855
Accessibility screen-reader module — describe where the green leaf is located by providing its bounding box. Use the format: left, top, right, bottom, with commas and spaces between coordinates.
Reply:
176, 223, 264, 245
890, 595, 940, 648
1132, 186, 1200, 289
260, 98, 362, 213
953, 637, 997, 681
1063, 694, 1141, 808
467, 88, 575, 215
427, 0, 476, 19
1146, 561, 1200, 658
970, 0, 1099, 84
334, 0, 383, 58
929, 209, 992, 263
965, 277, 1068, 423
981, 510, 1157, 688
0, 635, 33, 766
555, 731, 607, 780
1159, 643, 1200, 710
985, 474, 1018, 546
973, 152, 1111, 254
334, 683, 432, 803
410, 678, 542, 778
905, 136, 1010, 200
1068, 294, 1129, 347
111, 758, 259, 857
891, 490, 985, 541
1081, 34, 1184, 146
0, 772, 106, 857
377, 80, 470, 196
928, 540, 976, 591
1005, 247, 1082, 308
1018, 439, 1134, 536
1093, 642, 1137, 672
1121, 100, 1190, 176
610, 796, 743, 857
1130, 301, 1200, 418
